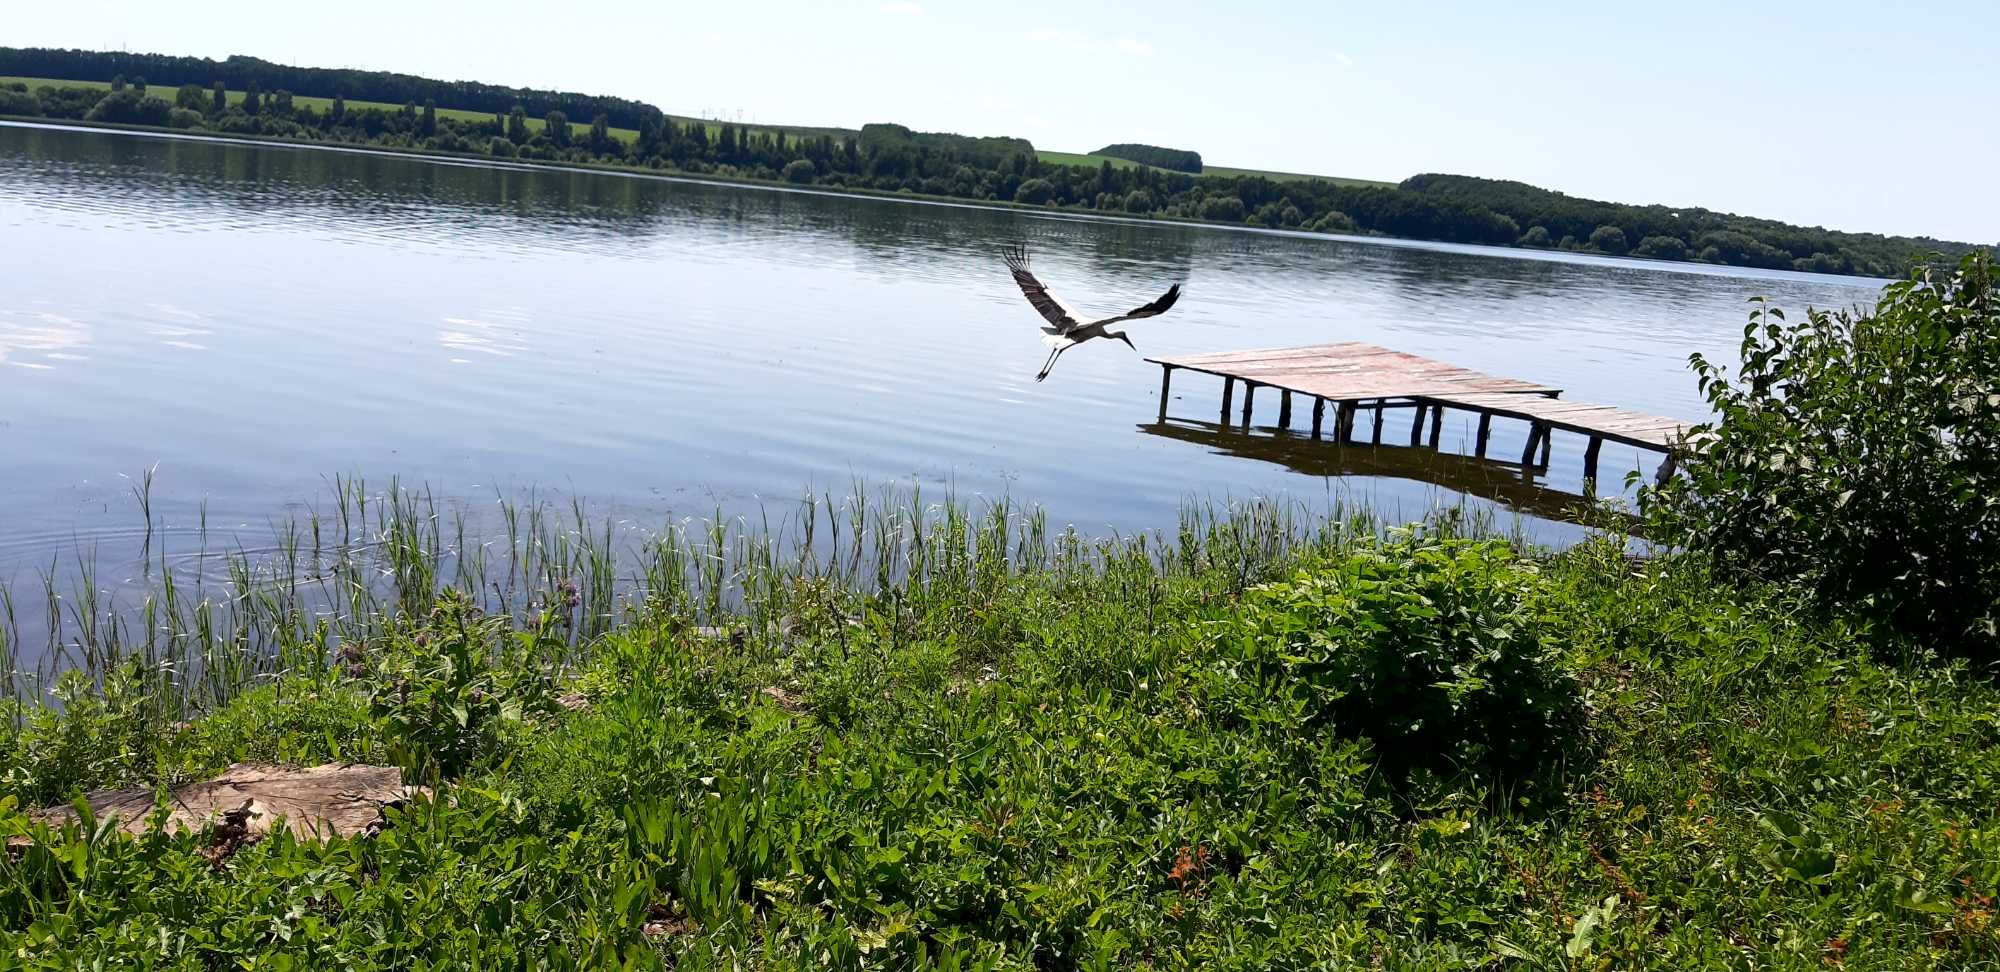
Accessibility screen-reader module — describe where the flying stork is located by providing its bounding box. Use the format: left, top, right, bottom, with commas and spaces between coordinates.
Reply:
1002, 243, 1184, 382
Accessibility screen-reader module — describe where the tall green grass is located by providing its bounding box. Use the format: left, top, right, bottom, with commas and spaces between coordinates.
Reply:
2, 477, 1490, 725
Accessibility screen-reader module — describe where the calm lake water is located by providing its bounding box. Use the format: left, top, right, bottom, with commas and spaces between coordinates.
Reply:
1, 122, 1881, 632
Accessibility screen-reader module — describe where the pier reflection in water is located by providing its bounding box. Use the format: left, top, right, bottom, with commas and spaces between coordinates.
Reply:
1137, 419, 1640, 532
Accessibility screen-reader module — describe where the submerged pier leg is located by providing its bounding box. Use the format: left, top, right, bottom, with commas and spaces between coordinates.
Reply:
1475, 413, 1493, 458
1428, 402, 1445, 449
1220, 377, 1234, 425
1654, 452, 1679, 486
1278, 390, 1292, 429
1241, 383, 1255, 428
1338, 401, 1357, 442
1157, 366, 1174, 423
1583, 437, 1603, 489
1310, 397, 1325, 440
1520, 422, 1547, 470
1539, 427, 1553, 467
1372, 399, 1386, 444
1409, 404, 1428, 446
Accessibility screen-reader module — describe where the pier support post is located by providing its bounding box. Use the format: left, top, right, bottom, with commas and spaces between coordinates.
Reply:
1157, 366, 1174, 423
1338, 401, 1358, 442
1475, 413, 1493, 458
1372, 399, 1386, 444
1241, 383, 1255, 428
1540, 427, 1553, 467
1310, 397, 1325, 440
1520, 422, 1547, 470
1409, 404, 1428, 446
1654, 452, 1679, 486
1582, 437, 1603, 486
1278, 390, 1292, 429
1220, 377, 1234, 425
1428, 402, 1445, 449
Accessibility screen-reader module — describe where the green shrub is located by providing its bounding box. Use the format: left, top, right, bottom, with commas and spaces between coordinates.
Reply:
1588, 224, 1629, 254
0, 667, 154, 806
1225, 537, 1582, 788
1633, 234, 1688, 260
1646, 252, 2000, 657
781, 158, 815, 183
360, 589, 565, 781
1013, 177, 1054, 205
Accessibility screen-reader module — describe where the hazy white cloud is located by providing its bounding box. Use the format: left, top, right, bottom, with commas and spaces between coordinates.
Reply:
1024, 30, 1155, 57
878, 1, 924, 14
1024, 28, 1090, 49
1335, 51, 1354, 67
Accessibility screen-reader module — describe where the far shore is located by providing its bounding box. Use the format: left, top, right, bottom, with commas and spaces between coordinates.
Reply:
0, 116, 1874, 286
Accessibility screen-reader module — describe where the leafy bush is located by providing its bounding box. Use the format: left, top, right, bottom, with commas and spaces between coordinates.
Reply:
1197, 194, 1246, 221
1224, 537, 1582, 787
83, 89, 171, 126
360, 588, 565, 780
1634, 234, 1688, 260
781, 158, 815, 183
0, 88, 38, 116
1013, 177, 1053, 205
1588, 224, 1629, 254
1646, 253, 2000, 656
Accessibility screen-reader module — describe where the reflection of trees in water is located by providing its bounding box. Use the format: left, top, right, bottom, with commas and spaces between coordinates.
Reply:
3, 125, 1207, 288
1138, 418, 1633, 531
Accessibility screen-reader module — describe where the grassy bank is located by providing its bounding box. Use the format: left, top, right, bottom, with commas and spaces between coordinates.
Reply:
2, 486, 1995, 969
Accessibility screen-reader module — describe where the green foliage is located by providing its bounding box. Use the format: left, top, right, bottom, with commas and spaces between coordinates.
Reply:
1588, 224, 1629, 255
5, 494, 2000, 967
1197, 194, 1246, 221
0, 87, 35, 115
544, 109, 570, 147
172, 82, 204, 110
1094, 142, 1202, 173
1633, 233, 1688, 260
1307, 209, 1355, 233
1012, 177, 1053, 205
1404, 172, 1974, 276
1646, 253, 2000, 657
360, 589, 564, 782
82, 89, 171, 126
1225, 537, 1582, 788
781, 158, 815, 183
1517, 225, 1553, 247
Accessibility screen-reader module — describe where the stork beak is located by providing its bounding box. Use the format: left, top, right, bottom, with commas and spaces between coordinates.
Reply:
1116, 333, 1137, 351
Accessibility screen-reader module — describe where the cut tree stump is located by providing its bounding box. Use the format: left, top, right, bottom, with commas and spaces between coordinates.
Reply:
23, 763, 426, 844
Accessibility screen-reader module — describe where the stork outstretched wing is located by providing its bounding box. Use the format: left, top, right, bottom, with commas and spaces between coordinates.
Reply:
1002, 243, 1080, 334
1092, 283, 1182, 327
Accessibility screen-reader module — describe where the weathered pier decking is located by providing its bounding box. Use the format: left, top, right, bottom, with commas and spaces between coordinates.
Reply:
1147, 342, 1688, 486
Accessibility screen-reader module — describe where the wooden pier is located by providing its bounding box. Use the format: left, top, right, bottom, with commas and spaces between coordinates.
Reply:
1147, 342, 1688, 487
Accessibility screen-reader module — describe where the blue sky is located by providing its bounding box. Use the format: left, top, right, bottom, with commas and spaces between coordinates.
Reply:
13, 0, 1997, 242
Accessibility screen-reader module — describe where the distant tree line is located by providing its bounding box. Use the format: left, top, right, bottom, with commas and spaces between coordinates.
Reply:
1398, 174, 1978, 277
1095, 143, 1203, 174
1, 61, 1983, 278
0, 47, 662, 131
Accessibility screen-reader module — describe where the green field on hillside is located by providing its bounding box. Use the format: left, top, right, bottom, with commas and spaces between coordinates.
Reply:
1036, 147, 1389, 187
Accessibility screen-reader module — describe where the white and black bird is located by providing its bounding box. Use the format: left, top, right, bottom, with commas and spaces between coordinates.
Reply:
1002, 243, 1184, 382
